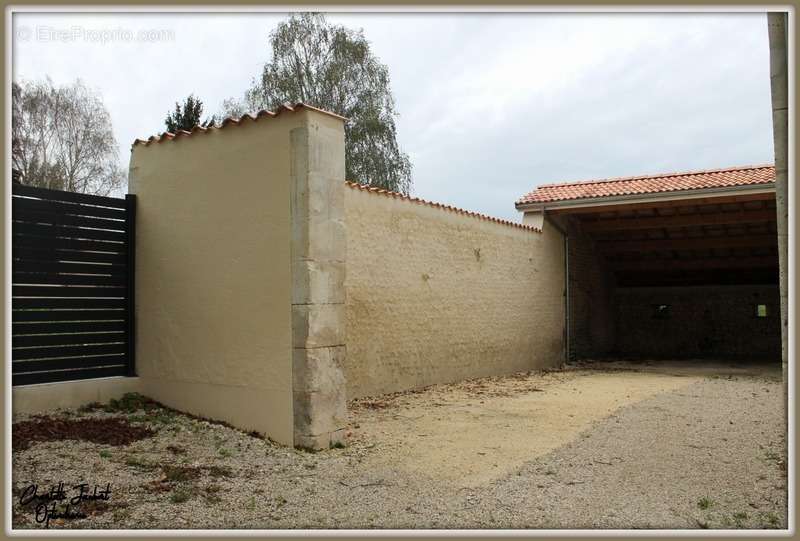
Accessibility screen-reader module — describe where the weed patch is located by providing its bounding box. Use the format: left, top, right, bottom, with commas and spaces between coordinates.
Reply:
170, 487, 194, 504
760, 511, 781, 528
207, 465, 234, 479
106, 393, 161, 413
732, 511, 749, 527
697, 497, 714, 510
163, 465, 202, 482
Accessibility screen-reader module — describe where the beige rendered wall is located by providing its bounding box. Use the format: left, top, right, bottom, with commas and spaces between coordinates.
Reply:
344, 186, 566, 399
128, 113, 309, 446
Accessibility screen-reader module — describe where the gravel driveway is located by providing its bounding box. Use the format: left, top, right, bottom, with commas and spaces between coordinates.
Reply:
11, 362, 787, 530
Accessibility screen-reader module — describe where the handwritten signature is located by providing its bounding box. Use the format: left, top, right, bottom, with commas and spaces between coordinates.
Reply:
19, 482, 111, 528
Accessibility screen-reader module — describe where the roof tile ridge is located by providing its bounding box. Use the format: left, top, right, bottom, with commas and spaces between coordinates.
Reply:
344, 181, 542, 233
132, 102, 346, 148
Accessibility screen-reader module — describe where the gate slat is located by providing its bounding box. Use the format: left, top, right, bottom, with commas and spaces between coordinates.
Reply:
13, 208, 126, 231
13, 285, 126, 298
14, 320, 127, 335
13, 260, 126, 275
13, 355, 128, 374
13, 332, 127, 348
13, 273, 127, 287
13, 366, 128, 386
12, 342, 127, 361
13, 234, 125, 253
13, 222, 127, 242
13, 184, 127, 209
12, 309, 126, 322
13, 197, 127, 220
12, 246, 127, 265
13, 297, 127, 309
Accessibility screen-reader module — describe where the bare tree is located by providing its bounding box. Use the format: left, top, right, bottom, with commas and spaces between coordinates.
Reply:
12, 78, 125, 196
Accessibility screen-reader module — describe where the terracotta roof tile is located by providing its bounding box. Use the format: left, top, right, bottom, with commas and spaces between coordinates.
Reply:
345, 182, 541, 233
516, 164, 775, 206
132, 103, 346, 148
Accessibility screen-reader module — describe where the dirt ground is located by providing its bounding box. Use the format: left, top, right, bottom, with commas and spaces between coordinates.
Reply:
350, 365, 706, 487
11, 361, 787, 530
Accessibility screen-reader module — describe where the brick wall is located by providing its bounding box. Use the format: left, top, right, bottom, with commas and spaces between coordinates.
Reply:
614, 285, 781, 359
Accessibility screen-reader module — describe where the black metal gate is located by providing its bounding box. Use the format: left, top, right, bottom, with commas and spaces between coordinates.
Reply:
11, 184, 136, 385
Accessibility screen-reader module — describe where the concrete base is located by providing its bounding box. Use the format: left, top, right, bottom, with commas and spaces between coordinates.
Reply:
12, 376, 142, 415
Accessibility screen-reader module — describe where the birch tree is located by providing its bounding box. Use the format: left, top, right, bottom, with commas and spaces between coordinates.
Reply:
222, 13, 413, 194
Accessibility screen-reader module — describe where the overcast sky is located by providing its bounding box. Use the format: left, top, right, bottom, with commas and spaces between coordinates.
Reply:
12, 11, 774, 221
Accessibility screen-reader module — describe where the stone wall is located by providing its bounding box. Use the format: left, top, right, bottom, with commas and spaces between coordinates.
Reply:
344, 185, 566, 399
614, 285, 781, 360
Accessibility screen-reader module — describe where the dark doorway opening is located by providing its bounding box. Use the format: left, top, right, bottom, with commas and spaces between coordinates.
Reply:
553, 191, 780, 362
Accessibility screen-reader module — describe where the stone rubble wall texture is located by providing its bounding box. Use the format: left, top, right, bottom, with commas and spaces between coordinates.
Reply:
343, 186, 567, 400
614, 285, 781, 359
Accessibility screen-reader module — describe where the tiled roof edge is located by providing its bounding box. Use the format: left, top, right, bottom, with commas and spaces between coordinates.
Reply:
516, 164, 776, 206
132, 102, 347, 148
345, 181, 542, 234
535, 164, 775, 190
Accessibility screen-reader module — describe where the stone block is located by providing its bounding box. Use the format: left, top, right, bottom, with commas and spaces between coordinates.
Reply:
771, 108, 788, 170
292, 260, 346, 305
293, 387, 347, 438
294, 432, 330, 451
306, 215, 346, 262
308, 171, 345, 217
292, 346, 346, 394
292, 303, 345, 349
294, 428, 346, 450
307, 123, 346, 179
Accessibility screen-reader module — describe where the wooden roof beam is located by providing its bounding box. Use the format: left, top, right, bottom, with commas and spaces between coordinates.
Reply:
582, 208, 777, 232
546, 191, 775, 215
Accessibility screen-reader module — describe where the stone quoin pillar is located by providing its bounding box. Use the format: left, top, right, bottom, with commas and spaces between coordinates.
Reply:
767, 13, 788, 426
290, 111, 348, 449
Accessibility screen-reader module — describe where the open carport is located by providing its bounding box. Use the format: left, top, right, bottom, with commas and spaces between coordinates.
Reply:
516, 164, 780, 363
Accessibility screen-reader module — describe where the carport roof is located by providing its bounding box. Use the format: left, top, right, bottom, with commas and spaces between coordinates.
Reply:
516, 164, 775, 207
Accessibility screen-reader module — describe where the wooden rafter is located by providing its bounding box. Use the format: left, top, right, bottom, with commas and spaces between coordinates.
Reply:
610, 256, 778, 272
597, 234, 777, 253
